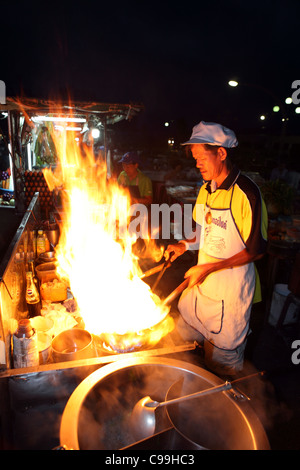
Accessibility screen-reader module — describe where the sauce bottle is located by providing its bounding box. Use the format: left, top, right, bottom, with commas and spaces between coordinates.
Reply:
44, 232, 50, 252
25, 271, 41, 318
13, 319, 39, 368
28, 261, 39, 290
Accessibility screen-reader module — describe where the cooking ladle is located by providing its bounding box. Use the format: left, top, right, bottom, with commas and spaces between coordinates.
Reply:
130, 371, 265, 441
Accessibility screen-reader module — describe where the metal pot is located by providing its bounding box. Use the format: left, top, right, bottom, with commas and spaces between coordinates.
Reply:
45, 226, 60, 247
51, 329, 95, 362
59, 357, 270, 450
38, 251, 56, 263
164, 374, 269, 450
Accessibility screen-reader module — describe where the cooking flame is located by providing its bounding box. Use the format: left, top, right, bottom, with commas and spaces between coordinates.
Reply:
43, 126, 173, 351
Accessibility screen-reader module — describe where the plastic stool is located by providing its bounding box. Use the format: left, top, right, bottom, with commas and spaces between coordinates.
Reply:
275, 293, 300, 331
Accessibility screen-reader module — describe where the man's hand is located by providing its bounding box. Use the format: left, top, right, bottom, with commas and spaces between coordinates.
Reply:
164, 242, 186, 262
184, 263, 216, 287
184, 249, 265, 288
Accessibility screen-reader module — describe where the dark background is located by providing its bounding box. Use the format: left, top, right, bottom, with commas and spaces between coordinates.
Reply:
1, 0, 300, 157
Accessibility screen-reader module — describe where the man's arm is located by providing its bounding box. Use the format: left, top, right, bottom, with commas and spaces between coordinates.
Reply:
184, 248, 264, 288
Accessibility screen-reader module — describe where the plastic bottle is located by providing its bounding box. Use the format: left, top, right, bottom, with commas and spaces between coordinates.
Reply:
44, 232, 50, 252
25, 271, 41, 317
36, 230, 46, 256
13, 319, 39, 368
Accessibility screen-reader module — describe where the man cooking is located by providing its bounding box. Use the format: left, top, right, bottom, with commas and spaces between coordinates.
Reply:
165, 121, 268, 377
117, 152, 153, 206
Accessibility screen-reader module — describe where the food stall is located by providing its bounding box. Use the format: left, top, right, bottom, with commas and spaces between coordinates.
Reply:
0, 98, 270, 450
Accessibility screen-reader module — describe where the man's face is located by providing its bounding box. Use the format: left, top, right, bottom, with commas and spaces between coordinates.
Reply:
122, 162, 138, 179
191, 144, 225, 181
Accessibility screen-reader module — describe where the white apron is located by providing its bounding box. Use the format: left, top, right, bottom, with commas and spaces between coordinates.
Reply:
178, 188, 255, 350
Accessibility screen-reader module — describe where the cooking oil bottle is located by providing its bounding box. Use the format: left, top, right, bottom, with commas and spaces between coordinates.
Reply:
37, 230, 51, 254
36, 230, 46, 256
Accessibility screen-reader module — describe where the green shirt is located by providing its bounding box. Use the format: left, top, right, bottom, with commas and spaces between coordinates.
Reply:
118, 169, 153, 198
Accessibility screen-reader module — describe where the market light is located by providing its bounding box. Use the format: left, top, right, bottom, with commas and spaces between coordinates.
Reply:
32, 115, 86, 123
164, 122, 169, 127
228, 80, 238, 87
295, 107, 300, 114
27, 142, 32, 171
260, 115, 266, 120
55, 125, 82, 132
285, 97, 293, 104
273, 105, 280, 112
91, 128, 100, 139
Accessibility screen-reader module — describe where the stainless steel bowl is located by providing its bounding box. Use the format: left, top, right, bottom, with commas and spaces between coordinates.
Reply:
51, 329, 95, 362
38, 251, 56, 263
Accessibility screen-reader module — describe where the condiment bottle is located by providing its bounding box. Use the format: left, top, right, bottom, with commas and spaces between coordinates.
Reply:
13, 319, 39, 368
25, 271, 41, 317
44, 232, 50, 252
28, 261, 39, 290
30, 230, 37, 258
36, 230, 46, 256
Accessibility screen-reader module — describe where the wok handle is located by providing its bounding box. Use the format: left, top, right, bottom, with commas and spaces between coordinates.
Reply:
140, 262, 165, 279
163, 279, 189, 306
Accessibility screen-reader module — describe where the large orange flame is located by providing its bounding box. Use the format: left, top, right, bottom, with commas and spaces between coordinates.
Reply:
43, 126, 173, 351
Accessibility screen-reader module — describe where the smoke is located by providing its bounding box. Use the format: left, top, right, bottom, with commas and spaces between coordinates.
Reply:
231, 360, 293, 433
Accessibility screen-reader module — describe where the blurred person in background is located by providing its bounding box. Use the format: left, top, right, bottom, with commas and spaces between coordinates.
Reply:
118, 152, 153, 206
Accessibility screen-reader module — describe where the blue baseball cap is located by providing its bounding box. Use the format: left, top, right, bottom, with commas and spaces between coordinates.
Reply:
120, 151, 139, 164
181, 121, 238, 148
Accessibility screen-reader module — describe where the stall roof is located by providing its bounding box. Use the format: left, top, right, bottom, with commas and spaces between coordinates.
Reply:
0, 97, 144, 125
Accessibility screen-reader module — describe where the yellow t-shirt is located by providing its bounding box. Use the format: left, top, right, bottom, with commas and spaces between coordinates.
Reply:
117, 169, 152, 198
193, 167, 268, 303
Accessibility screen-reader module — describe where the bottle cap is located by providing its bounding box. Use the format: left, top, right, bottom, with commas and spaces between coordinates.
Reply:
16, 319, 33, 338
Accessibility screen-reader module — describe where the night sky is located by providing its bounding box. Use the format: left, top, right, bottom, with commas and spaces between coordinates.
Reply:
1, 0, 300, 145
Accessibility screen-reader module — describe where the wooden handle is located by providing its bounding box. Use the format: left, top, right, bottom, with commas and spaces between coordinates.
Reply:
163, 279, 189, 306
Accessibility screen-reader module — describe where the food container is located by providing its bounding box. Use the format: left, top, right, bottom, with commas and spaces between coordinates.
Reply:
40, 278, 68, 302
37, 332, 52, 364
30, 315, 54, 336
35, 262, 57, 284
